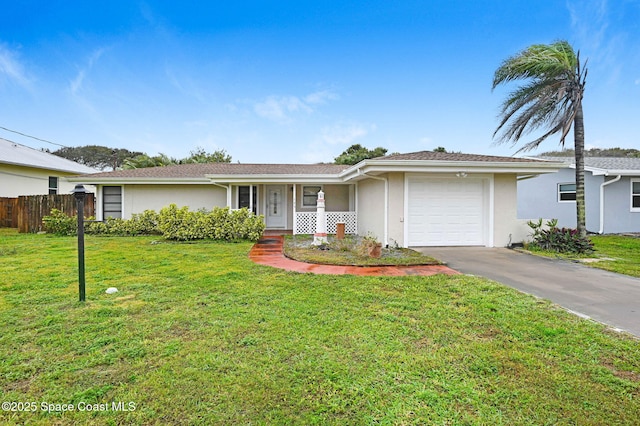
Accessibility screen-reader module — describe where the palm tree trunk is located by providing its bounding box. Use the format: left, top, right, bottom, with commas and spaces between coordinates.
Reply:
574, 102, 587, 237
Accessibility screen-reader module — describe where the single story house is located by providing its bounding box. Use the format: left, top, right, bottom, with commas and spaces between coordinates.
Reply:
518, 156, 640, 234
70, 151, 562, 247
0, 138, 97, 197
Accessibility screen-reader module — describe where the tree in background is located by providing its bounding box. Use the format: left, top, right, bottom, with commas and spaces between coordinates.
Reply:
493, 40, 588, 237
122, 147, 232, 169
181, 147, 232, 164
334, 144, 388, 165
122, 153, 177, 169
539, 147, 640, 158
51, 145, 143, 170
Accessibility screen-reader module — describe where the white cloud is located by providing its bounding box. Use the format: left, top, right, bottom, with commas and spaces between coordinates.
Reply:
299, 121, 376, 163
0, 43, 31, 89
253, 89, 338, 123
304, 90, 339, 105
254, 95, 311, 122
320, 123, 374, 145
69, 48, 106, 95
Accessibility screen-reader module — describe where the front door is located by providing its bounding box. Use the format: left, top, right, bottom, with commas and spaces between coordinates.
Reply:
266, 185, 286, 228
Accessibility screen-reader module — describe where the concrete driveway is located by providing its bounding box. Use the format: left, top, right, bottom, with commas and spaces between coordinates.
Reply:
416, 247, 640, 337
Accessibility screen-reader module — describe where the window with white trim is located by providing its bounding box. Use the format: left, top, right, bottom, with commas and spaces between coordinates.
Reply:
48, 176, 58, 195
103, 186, 122, 219
302, 186, 322, 207
558, 183, 576, 202
238, 185, 257, 214
632, 179, 640, 211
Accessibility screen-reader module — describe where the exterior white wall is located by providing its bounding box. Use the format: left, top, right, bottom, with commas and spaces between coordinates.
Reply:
356, 178, 385, 242
0, 164, 93, 197
360, 172, 526, 247
493, 174, 518, 247
601, 176, 640, 233
518, 169, 602, 232
120, 184, 227, 219
387, 173, 405, 247
293, 184, 351, 212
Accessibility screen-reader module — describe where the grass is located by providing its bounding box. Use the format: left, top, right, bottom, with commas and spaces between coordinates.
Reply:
523, 235, 640, 278
587, 235, 640, 277
283, 234, 441, 266
0, 228, 639, 424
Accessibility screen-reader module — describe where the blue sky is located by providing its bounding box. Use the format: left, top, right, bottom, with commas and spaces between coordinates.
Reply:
0, 0, 638, 164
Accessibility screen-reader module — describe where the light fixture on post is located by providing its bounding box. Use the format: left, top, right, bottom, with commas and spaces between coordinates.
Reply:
72, 184, 88, 302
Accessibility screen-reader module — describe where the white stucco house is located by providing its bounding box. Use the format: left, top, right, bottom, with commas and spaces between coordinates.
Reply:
0, 138, 97, 197
518, 156, 640, 234
69, 151, 562, 247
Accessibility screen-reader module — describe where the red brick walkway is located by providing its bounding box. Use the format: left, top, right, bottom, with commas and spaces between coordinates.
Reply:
248, 236, 460, 276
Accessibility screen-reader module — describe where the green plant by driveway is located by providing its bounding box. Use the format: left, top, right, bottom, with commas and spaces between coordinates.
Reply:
527, 218, 594, 254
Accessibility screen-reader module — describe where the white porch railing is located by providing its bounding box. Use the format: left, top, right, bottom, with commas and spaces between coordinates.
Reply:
294, 211, 357, 235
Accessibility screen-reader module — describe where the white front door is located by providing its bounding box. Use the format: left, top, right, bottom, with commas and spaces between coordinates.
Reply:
266, 185, 287, 228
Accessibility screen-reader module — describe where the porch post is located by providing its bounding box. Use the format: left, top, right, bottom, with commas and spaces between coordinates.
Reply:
249, 185, 253, 214
292, 184, 297, 235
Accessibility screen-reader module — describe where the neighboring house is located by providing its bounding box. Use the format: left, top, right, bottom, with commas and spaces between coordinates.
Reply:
518, 156, 640, 233
70, 151, 562, 247
0, 138, 98, 197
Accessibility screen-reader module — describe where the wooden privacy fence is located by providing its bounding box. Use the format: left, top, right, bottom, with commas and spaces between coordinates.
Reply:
0, 198, 19, 228
0, 194, 95, 233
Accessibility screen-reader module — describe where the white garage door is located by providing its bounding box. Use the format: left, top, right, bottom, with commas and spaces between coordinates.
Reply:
407, 177, 486, 246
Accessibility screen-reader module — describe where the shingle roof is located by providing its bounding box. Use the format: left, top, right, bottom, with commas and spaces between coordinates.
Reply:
0, 138, 97, 174
75, 150, 560, 181
539, 156, 640, 172
84, 162, 350, 179
377, 150, 546, 163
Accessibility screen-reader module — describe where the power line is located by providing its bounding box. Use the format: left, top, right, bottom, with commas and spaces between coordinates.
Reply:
0, 125, 68, 148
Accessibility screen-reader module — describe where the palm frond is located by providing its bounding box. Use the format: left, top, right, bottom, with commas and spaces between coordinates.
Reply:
492, 40, 585, 150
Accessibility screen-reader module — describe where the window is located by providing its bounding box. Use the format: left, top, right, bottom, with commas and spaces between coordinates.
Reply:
103, 186, 122, 219
558, 183, 576, 202
238, 186, 257, 214
48, 177, 58, 195
302, 186, 322, 207
632, 180, 640, 211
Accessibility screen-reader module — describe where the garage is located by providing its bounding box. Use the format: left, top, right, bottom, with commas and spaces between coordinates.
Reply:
407, 177, 487, 246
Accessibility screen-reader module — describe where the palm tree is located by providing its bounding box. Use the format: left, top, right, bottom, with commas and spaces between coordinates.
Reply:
492, 40, 588, 237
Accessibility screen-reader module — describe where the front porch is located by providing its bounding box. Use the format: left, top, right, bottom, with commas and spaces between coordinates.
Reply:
229, 183, 358, 236
292, 211, 357, 235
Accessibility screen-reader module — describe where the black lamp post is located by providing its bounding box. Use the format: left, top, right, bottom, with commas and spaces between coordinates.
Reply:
72, 184, 88, 302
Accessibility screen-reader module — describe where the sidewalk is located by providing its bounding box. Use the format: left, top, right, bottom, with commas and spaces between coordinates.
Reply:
249, 236, 459, 277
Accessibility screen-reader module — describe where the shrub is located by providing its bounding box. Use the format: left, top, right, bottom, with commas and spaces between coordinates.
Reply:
85, 210, 161, 236
42, 209, 76, 236
527, 218, 594, 254
157, 205, 265, 242
44, 205, 265, 242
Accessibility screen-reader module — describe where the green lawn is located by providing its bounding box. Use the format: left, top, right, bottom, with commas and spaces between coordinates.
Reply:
1, 229, 639, 425
589, 235, 640, 277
